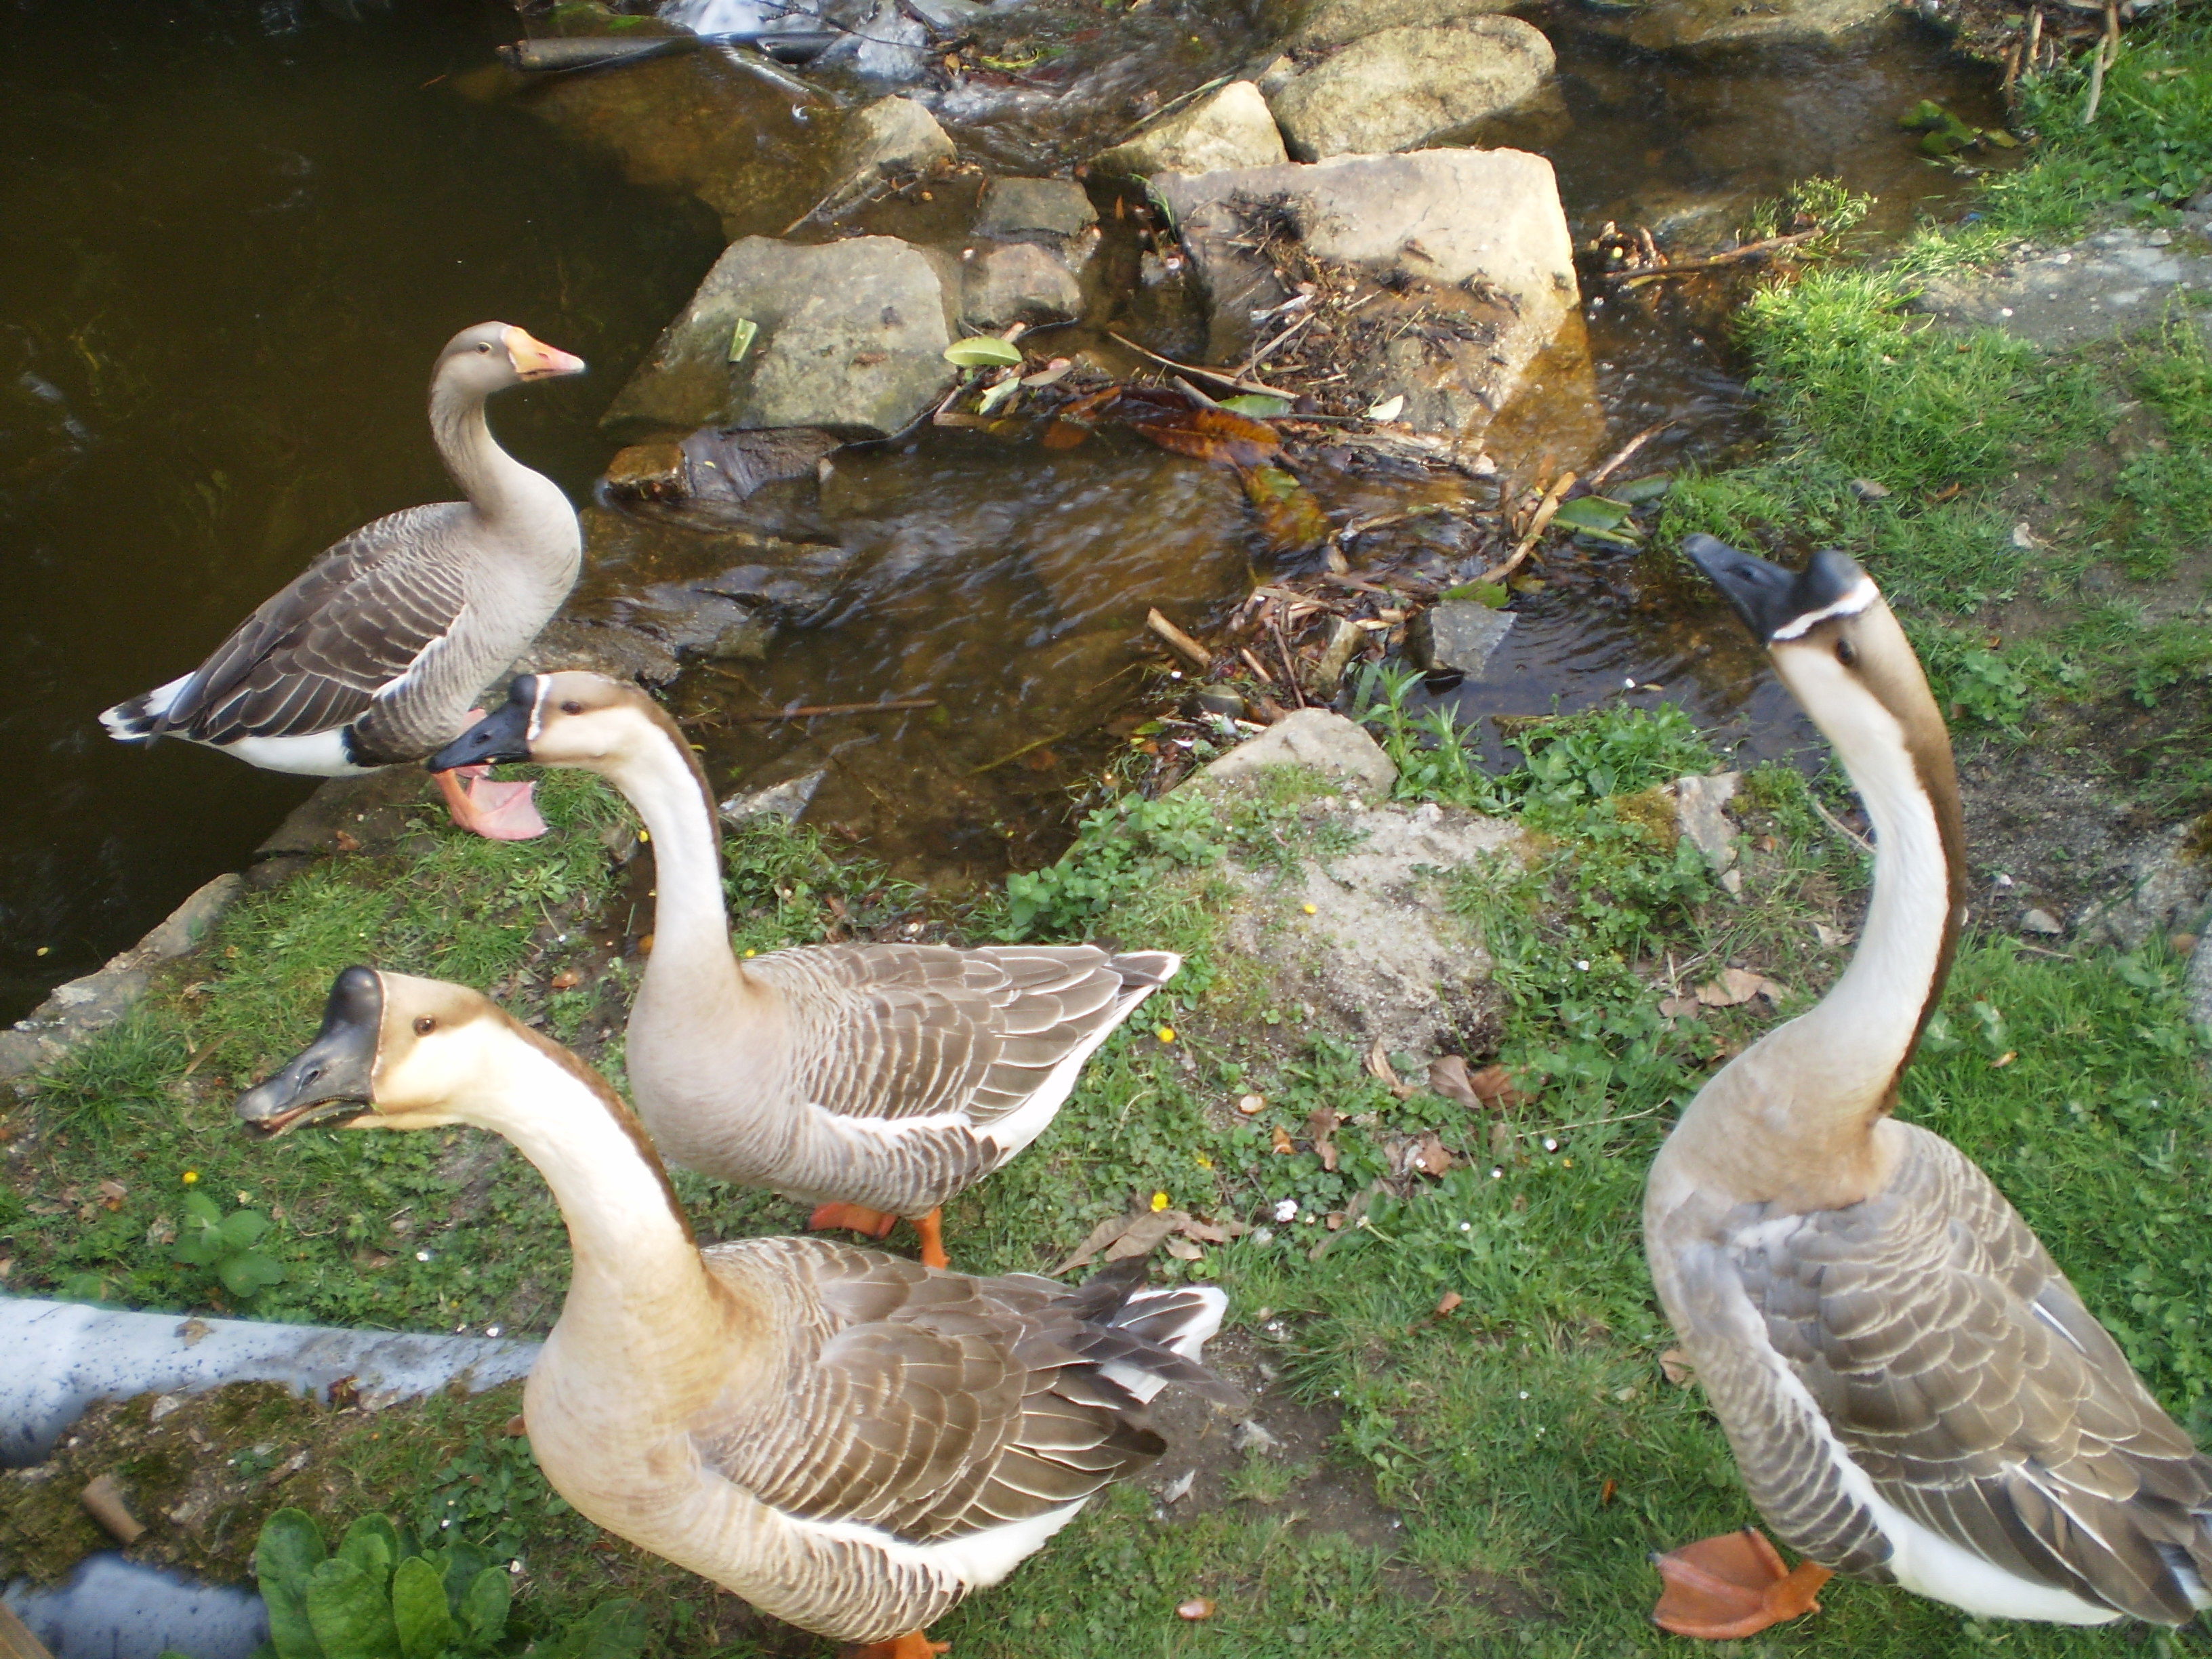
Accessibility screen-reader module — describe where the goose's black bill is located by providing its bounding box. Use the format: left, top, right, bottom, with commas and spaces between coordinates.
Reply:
429, 677, 537, 772
237, 966, 382, 1138
1684, 535, 1869, 643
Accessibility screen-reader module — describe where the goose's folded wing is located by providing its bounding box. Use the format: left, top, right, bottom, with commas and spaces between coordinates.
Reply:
156, 506, 470, 744
1737, 1130, 2212, 1622
697, 1242, 1162, 1543
749, 945, 1135, 1128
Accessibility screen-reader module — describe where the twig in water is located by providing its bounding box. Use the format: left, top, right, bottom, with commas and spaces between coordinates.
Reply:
733, 697, 939, 722
1106, 331, 1295, 399
1172, 375, 1222, 410
1270, 613, 1308, 707
1147, 607, 1213, 671
1471, 470, 1576, 585
1586, 422, 1671, 490
1242, 308, 1317, 375
1614, 230, 1822, 287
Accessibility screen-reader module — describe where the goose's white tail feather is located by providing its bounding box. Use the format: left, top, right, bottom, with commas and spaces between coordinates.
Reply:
1105, 1284, 1227, 1405
100, 672, 192, 742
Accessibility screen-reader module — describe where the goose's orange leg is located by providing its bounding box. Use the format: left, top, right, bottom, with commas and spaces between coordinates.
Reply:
912, 1208, 949, 1271
840, 1631, 949, 1659
808, 1204, 951, 1269
1652, 1528, 1832, 1639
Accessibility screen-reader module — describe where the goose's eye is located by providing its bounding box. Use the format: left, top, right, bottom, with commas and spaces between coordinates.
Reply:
1835, 638, 1858, 669
560, 700, 584, 716
476, 342, 493, 354
414, 1016, 438, 1036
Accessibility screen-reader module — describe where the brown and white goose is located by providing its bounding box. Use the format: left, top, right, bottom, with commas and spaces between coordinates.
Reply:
237, 967, 1233, 1659
1643, 535, 2212, 1638
430, 671, 1179, 1268
100, 323, 586, 840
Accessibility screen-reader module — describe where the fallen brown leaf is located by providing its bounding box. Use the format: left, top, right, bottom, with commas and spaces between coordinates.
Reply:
1122, 404, 1282, 468
1413, 1132, 1455, 1178
1307, 1106, 1341, 1172
1164, 1236, 1204, 1261
1435, 1290, 1464, 1317
1176, 1599, 1216, 1621
1270, 1124, 1296, 1155
1364, 1038, 1403, 1090
1695, 967, 1789, 1008
1467, 1063, 1528, 1108
549, 968, 581, 991
1054, 1208, 1246, 1274
1656, 995, 1700, 1021
1659, 1347, 1696, 1386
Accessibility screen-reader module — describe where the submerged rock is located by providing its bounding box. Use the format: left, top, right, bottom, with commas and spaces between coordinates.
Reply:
964, 241, 1084, 328
604, 235, 957, 439
819, 95, 957, 215
1408, 600, 1515, 677
1284, 0, 1517, 50
975, 176, 1099, 244
1593, 0, 1896, 49
1092, 81, 1288, 178
1264, 18, 1553, 161
1153, 148, 1578, 437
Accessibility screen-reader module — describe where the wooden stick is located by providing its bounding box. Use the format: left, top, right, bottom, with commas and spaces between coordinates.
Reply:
2002, 36, 2023, 91
1614, 230, 1822, 287
2025, 5, 2043, 74
1270, 613, 1308, 707
1809, 792, 1875, 857
1585, 422, 1670, 490
0, 1603, 55, 1659
1471, 470, 1576, 585
1146, 607, 1213, 671
1242, 308, 1317, 375
1107, 331, 1296, 399
734, 697, 938, 722
2082, 2, 2119, 123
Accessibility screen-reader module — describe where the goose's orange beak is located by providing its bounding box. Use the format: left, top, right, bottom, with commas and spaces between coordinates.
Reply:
502, 326, 586, 380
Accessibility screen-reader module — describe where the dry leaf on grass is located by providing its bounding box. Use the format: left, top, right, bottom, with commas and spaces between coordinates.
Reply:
1434, 1290, 1464, 1317
1696, 967, 1788, 1007
1413, 1132, 1455, 1177
1307, 1106, 1341, 1172
1656, 995, 1700, 1021
1270, 1124, 1296, 1155
1429, 1054, 1528, 1109
1054, 1207, 1248, 1274
1659, 1347, 1696, 1386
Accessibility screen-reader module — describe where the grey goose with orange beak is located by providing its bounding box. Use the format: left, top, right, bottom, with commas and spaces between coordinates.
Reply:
235, 967, 1234, 1659
1642, 535, 2212, 1637
430, 670, 1183, 1273
101, 323, 588, 842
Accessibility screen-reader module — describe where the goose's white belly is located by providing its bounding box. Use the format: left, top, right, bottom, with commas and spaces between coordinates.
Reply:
212, 726, 373, 776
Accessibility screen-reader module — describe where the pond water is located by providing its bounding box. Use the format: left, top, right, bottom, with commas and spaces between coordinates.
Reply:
1, 0, 2003, 1019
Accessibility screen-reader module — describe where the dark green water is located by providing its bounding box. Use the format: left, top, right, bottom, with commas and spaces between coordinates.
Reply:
0, 1, 721, 1019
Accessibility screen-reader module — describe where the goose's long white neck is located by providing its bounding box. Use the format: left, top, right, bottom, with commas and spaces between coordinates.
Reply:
1782, 712, 1952, 1107
472, 1038, 743, 1355
430, 378, 542, 531
610, 733, 745, 1008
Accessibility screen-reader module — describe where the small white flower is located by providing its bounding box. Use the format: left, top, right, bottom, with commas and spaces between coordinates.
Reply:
485, 1325, 503, 1338
1575, 960, 1591, 972
1519, 1391, 1530, 1400
1542, 1137, 1559, 1153
1273, 1198, 1300, 1223
1490, 1167, 1503, 1180
1458, 1221, 1472, 1232
415, 1250, 432, 1262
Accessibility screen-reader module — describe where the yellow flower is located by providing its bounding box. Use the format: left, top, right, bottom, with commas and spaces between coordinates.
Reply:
1155, 1024, 1176, 1043
182, 1170, 199, 1185
1149, 1191, 1170, 1212
1302, 903, 1317, 916
1194, 1152, 1214, 1170
743, 948, 756, 958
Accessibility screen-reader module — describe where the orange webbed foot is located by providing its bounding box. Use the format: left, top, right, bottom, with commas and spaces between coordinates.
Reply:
914, 1207, 949, 1271
810, 1202, 903, 1242
1651, 1528, 1832, 1639
839, 1631, 950, 1659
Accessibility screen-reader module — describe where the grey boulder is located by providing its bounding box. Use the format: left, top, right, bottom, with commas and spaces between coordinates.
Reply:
1153, 148, 1578, 436
1187, 708, 1399, 796
1408, 600, 1515, 677
964, 242, 1085, 329
605, 236, 957, 440
1092, 81, 1288, 178
1265, 18, 1554, 161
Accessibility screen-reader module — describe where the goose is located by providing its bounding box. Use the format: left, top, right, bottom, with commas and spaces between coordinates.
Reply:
428, 671, 1180, 1269
100, 322, 588, 841
1643, 533, 2212, 1638
237, 966, 1234, 1659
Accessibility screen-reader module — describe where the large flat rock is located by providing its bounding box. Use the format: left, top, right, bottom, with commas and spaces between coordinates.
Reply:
1908, 226, 2212, 351
1265, 18, 1554, 161
604, 236, 958, 440
1154, 148, 1578, 436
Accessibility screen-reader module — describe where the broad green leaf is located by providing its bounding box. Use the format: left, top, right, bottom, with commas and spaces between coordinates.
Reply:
943, 336, 1023, 368
220, 1208, 270, 1248
574, 1599, 649, 1659
1549, 495, 1633, 531
1441, 581, 1509, 609
1611, 472, 1672, 503
183, 1192, 222, 1229
1218, 394, 1291, 417
305, 1557, 402, 1659
219, 1250, 286, 1297
433, 1541, 491, 1614
337, 1514, 401, 1586
392, 1557, 456, 1659
726, 317, 758, 365
458, 1567, 512, 1646
256, 1509, 329, 1659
